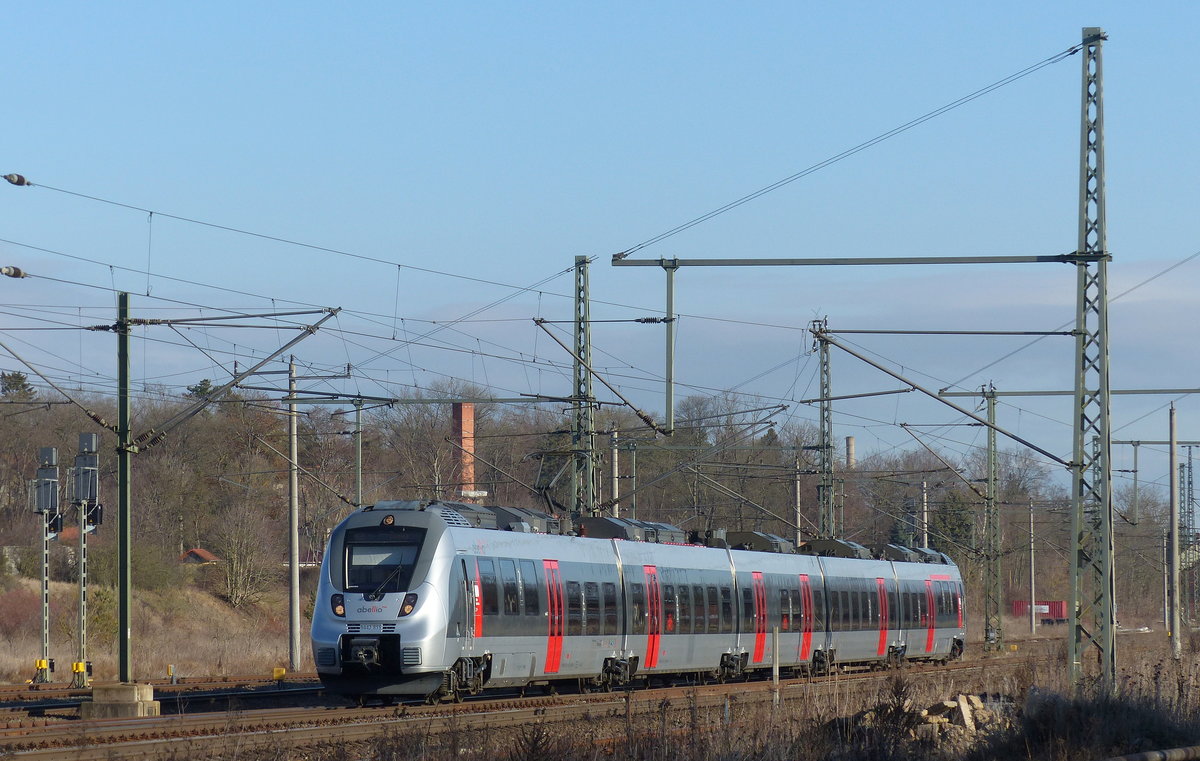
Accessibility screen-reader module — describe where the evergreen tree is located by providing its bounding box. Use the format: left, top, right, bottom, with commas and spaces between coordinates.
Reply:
0, 370, 36, 400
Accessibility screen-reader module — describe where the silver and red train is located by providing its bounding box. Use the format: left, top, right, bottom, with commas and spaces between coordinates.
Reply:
310, 500, 966, 702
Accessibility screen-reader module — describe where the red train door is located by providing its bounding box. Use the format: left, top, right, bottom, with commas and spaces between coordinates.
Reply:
799, 574, 813, 660
644, 565, 661, 669
751, 572, 767, 663
924, 578, 936, 653
543, 560, 563, 673
473, 559, 484, 637
875, 578, 888, 657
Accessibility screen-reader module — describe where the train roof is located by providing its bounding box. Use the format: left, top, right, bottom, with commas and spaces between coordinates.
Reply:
362, 499, 954, 566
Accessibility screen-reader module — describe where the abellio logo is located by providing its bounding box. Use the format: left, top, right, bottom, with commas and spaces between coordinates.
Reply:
356, 605, 387, 614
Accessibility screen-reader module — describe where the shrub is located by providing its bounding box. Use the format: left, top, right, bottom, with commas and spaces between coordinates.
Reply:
0, 584, 41, 639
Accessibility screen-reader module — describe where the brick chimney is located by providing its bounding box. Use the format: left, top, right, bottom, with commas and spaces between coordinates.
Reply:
452, 403, 487, 502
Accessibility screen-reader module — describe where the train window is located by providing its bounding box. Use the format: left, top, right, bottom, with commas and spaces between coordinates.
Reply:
520, 560, 539, 616
861, 591, 871, 625
812, 590, 825, 631
603, 582, 618, 634
663, 585, 676, 634
888, 591, 898, 629
706, 586, 719, 634
850, 590, 860, 629
841, 591, 851, 630
342, 525, 427, 594
631, 583, 646, 634
791, 589, 803, 631
566, 581, 583, 636
828, 591, 840, 632
477, 558, 499, 616
780, 589, 792, 632
742, 587, 754, 627
584, 582, 601, 635
500, 560, 520, 616
678, 585, 692, 633
720, 587, 733, 633
694, 586, 707, 633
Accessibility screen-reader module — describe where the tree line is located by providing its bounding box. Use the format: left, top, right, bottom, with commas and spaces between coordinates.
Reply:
0, 371, 1176, 624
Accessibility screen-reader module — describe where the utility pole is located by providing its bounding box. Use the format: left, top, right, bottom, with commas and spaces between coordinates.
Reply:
1163, 529, 1170, 628
984, 385, 1002, 651
628, 442, 638, 520
1030, 499, 1037, 635
663, 260, 677, 435
117, 291, 133, 682
33, 447, 59, 684
1170, 406, 1181, 660
288, 359, 300, 673
610, 431, 620, 518
1131, 442, 1140, 523
813, 320, 835, 538
1067, 27, 1114, 689
1186, 448, 1195, 624
354, 399, 364, 507
1181, 461, 1189, 625
794, 457, 804, 548
920, 481, 929, 548
572, 256, 596, 516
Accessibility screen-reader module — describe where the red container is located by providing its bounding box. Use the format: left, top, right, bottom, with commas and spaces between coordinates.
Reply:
1011, 600, 1066, 619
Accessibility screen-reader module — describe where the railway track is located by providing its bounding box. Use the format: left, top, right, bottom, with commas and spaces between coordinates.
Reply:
0, 672, 321, 705
0, 657, 1042, 760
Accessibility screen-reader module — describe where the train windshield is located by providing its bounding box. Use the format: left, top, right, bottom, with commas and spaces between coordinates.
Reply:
343, 525, 427, 594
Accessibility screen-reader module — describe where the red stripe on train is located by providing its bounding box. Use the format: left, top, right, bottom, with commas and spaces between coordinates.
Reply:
876, 577, 888, 657
542, 560, 562, 673
924, 579, 935, 653
751, 572, 766, 663
473, 560, 483, 637
799, 574, 813, 661
644, 565, 661, 669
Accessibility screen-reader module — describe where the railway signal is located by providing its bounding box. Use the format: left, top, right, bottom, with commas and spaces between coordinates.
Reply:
31, 447, 59, 685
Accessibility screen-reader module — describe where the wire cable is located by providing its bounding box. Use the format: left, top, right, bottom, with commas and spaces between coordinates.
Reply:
616, 42, 1084, 257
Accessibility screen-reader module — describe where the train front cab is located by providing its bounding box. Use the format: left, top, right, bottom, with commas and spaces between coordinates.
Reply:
312, 508, 455, 698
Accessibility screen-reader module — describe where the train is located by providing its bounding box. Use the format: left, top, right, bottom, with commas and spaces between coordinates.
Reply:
310, 500, 966, 702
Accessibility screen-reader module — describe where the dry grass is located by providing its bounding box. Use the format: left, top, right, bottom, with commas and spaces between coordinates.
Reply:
0, 575, 306, 683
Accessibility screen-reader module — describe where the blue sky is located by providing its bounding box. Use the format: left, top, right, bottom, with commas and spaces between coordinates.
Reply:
4, 2, 1200, 499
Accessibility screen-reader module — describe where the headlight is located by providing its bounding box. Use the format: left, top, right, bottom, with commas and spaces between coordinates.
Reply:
331, 593, 345, 617
399, 593, 418, 617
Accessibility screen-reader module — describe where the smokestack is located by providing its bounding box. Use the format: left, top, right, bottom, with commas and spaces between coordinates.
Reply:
845, 436, 856, 469
452, 403, 487, 503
